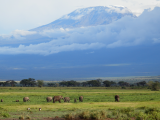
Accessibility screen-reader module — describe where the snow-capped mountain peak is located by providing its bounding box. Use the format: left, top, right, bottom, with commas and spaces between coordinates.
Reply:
31, 6, 135, 31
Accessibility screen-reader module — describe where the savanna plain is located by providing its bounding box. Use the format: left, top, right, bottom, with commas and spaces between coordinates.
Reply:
0, 87, 160, 120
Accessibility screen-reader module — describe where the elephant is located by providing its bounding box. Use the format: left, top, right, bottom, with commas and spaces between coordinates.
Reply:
115, 95, 119, 102
1, 99, 3, 102
74, 99, 77, 103
16, 100, 19, 102
79, 96, 83, 102
23, 97, 30, 102
53, 95, 64, 103
46, 97, 52, 102
64, 97, 70, 103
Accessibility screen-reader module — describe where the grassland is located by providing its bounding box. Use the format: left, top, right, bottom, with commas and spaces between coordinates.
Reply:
0, 87, 160, 119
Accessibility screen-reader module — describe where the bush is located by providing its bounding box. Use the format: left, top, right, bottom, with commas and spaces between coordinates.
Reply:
76, 110, 107, 120
78, 111, 90, 119
121, 86, 126, 89
26, 115, 31, 120
135, 112, 148, 120
0, 112, 10, 118
145, 107, 160, 114
64, 113, 74, 120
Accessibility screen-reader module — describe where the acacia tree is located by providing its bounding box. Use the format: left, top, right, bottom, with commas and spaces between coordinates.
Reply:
103, 80, 116, 87
0, 82, 7, 87
37, 80, 44, 87
7, 80, 17, 87
20, 78, 36, 87
87, 80, 101, 87
148, 81, 160, 91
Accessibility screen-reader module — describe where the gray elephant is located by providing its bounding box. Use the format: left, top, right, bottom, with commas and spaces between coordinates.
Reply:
16, 100, 19, 102
79, 96, 83, 102
1, 99, 3, 102
64, 97, 70, 103
53, 95, 64, 103
23, 97, 30, 102
74, 99, 77, 103
115, 95, 119, 102
46, 97, 52, 102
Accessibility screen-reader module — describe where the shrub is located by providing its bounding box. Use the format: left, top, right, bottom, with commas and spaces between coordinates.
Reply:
26, 115, 31, 120
145, 107, 160, 114
121, 86, 126, 89
64, 113, 74, 120
118, 107, 135, 117
0, 112, 10, 118
76, 110, 107, 120
135, 112, 148, 120
78, 111, 90, 119
19, 115, 24, 120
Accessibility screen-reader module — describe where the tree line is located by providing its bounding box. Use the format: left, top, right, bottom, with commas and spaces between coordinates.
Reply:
1, 78, 160, 90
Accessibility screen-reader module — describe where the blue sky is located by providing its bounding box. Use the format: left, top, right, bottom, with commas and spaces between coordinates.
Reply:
0, 0, 160, 80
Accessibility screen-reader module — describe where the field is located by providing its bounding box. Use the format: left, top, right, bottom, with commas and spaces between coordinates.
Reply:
0, 87, 160, 119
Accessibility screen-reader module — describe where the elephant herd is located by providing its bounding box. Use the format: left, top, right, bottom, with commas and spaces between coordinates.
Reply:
46, 95, 83, 103
20, 96, 83, 103
1, 95, 119, 103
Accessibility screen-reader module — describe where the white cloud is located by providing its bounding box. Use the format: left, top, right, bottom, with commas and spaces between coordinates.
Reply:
0, 42, 105, 55
0, 30, 37, 40
104, 64, 130, 66
153, 38, 160, 43
106, 6, 131, 14
12, 30, 37, 36
0, 7, 160, 55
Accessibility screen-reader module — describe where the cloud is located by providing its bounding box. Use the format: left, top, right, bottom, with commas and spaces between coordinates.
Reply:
153, 38, 160, 43
0, 30, 37, 41
106, 5, 132, 14
0, 42, 105, 55
104, 64, 130, 66
0, 7, 160, 55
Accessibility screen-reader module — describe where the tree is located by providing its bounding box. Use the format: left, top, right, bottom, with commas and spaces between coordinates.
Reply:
37, 80, 44, 87
6, 80, 17, 87
20, 79, 28, 87
136, 81, 147, 86
28, 78, 36, 87
48, 83, 56, 87
118, 81, 130, 87
103, 80, 116, 87
0, 82, 7, 87
147, 81, 160, 91
20, 78, 36, 87
87, 80, 101, 87
81, 82, 88, 87
59, 80, 80, 87
59, 81, 67, 87
151, 82, 159, 91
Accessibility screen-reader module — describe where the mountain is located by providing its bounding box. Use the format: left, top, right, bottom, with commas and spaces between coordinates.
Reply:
31, 6, 135, 31
0, 6, 160, 81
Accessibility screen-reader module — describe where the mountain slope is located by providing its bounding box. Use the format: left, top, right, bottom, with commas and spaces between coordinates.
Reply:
31, 6, 135, 31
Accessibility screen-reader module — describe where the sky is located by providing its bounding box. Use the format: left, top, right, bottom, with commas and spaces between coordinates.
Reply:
0, 0, 160, 34
0, 0, 160, 80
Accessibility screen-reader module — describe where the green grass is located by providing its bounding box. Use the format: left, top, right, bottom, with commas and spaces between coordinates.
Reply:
0, 87, 160, 119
